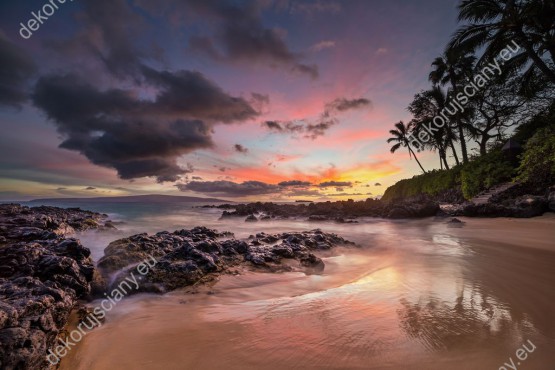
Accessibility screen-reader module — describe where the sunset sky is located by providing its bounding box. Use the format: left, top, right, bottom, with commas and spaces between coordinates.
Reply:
0, 0, 461, 201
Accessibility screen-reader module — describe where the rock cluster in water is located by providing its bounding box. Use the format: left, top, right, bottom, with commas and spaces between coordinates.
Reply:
98, 227, 356, 293
0, 204, 111, 370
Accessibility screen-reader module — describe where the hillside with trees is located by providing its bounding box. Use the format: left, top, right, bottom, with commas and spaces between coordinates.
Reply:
385, 0, 555, 204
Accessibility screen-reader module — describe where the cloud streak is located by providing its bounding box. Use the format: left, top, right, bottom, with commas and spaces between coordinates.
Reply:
318, 181, 352, 188
262, 97, 371, 139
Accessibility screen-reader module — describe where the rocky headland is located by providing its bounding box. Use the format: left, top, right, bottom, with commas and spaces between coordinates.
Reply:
0, 204, 112, 370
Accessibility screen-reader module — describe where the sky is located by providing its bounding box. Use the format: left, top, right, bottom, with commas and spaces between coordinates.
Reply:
0, 0, 461, 201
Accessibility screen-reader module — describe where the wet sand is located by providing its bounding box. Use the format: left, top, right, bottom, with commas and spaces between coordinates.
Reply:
60, 215, 555, 370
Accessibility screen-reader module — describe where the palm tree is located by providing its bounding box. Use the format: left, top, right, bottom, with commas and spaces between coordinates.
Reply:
408, 87, 460, 169
387, 121, 427, 174
449, 0, 555, 84
429, 49, 476, 163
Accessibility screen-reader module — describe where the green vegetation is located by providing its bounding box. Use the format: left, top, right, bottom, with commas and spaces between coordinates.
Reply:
383, 151, 513, 201
384, 119, 555, 202
460, 151, 514, 199
382, 168, 461, 201
517, 126, 555, 186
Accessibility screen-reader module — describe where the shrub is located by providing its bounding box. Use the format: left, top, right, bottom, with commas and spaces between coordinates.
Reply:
460, 150, 514, 199
512, 101, 555, 144
382, 167, 461, 201
384, 150, 516, 201
517, 126, 555, 186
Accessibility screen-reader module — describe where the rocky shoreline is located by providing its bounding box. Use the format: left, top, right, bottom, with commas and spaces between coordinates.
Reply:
0, 204, 113, 370
0, 204, 356, 370
206, 195, 441, 222
201, 185, 555, 222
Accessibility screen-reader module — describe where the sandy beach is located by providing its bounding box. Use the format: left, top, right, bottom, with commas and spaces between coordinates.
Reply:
58, 215, 555, 370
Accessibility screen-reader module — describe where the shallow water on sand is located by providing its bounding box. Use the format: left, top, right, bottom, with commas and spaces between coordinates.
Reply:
43, 201, 555, 370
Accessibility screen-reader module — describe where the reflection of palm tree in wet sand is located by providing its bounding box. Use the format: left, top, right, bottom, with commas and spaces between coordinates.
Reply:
397, 286, 526, 351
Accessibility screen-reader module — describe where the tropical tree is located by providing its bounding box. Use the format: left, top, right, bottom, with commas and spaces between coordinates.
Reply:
387, 121, 427, 173
449, 0, 555, 84
408, 87, 459, 169
429, 49, 476, 163
465, 73, 544, 155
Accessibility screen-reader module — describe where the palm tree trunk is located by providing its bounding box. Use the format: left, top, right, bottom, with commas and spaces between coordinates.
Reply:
443, 156, 450, 170
409, 147, 427, 174
479, 135, 489, 156
449, 77, 468, 164
516, 30, 555, 83
440, 148, 450, 170
449, 140, 460, 166
457, 122, 468, 163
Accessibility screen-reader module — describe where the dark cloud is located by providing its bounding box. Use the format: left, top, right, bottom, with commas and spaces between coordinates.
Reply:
179, 180, 280, 197
305, 118, 337, 139
328, 193, 364, 197
262, 120, 304, 134
263, 97, 371, 139
263, 118, 324, 138
85, 186, 96, 190
278, 180, 312, 187
375, 183, 382, 186
318, 181, 352, 188
234, 144, 249, 153
186, 0, 318, 79
32, 68, 259, 182
263, 121, 284, 131
326, 98, 371, 112
0, 33, 36, 108
24, 0, 264, 184
141, 66, 258, 122
192, 176, 203, 180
